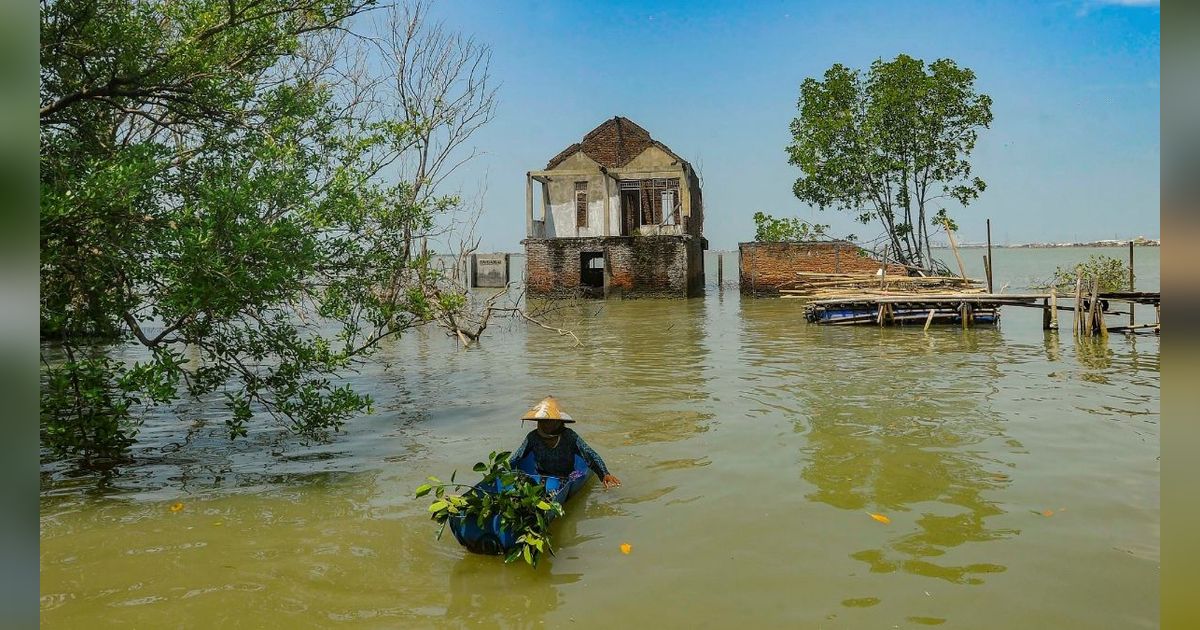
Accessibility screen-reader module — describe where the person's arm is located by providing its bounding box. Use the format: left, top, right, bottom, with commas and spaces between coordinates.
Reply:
508, 434, 530, 469
573, 431, 621, 488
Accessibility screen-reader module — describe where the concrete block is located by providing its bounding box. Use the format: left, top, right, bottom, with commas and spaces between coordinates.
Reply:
473, 253, 508, 287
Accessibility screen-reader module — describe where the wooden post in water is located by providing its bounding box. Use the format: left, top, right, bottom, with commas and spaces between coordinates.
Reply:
1080, 272, 1089, 336
986, 218, 994, 293
1042, 296, 1051, 330
1050, 286, 1059, 329
924, 308, 936, 331
1128, 241, 1135, 328
717, 252, 724, 288
1087, 277, 1100, 337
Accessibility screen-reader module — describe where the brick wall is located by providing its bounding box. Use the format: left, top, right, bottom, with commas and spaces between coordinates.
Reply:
524, 236, 700, 298
738, 241, 906, 296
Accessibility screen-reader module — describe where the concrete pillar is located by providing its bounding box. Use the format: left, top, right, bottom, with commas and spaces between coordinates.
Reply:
603, 173, 612, 237
525, 173, 533, 237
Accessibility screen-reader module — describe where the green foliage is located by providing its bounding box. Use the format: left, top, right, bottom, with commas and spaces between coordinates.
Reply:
752, 212, 830, 242
1038, 255, 1132, 294
787, 54, 992, 270
39, 0, 479, 461
417, 451, 565, 568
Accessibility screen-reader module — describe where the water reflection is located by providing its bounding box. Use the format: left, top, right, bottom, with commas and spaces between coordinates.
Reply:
520, 298, 716, 447
791, 327, 1018, 585
443, 487, 594, 627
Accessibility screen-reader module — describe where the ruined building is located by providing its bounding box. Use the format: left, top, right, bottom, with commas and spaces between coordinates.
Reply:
523, 117, 706, 298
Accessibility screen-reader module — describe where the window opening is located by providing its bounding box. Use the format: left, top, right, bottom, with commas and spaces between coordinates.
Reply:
575, 181, 588, 228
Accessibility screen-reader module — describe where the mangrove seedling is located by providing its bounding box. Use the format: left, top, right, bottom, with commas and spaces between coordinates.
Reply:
415, 450, 565, 567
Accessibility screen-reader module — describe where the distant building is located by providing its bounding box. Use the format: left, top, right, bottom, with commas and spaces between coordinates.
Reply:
522, 116, 706, 298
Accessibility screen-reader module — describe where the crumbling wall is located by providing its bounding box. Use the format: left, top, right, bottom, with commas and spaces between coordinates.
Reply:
738, 241, 906, 296
524, 236, 701, 298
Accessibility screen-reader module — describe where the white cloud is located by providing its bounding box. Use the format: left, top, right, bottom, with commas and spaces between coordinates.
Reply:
1077, 0, 1159, 17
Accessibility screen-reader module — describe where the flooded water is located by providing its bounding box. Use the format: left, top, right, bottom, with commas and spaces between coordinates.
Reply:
40, 247, 1159, 628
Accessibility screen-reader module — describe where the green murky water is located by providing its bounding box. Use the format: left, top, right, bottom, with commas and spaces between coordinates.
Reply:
41, 247, 1159, 628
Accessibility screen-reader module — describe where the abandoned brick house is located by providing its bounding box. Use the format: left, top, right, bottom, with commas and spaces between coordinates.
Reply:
523, 116, 707, 298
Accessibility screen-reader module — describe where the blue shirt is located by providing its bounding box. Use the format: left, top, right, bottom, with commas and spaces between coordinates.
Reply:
509, 427, 610, 478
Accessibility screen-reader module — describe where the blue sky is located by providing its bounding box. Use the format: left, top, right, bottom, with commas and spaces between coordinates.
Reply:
410, 0, 1159, 251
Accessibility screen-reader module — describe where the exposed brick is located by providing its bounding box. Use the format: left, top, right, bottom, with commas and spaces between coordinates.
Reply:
738, 241, 906, 296
524, 236, 702, 298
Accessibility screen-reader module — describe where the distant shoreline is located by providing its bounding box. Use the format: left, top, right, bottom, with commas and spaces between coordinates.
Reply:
949, 239, 1159, 249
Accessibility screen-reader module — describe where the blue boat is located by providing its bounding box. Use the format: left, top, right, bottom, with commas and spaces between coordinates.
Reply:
448, 451, 593, 555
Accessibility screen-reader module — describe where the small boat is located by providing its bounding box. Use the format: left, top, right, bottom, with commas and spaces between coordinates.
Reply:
448, 451, 592, 555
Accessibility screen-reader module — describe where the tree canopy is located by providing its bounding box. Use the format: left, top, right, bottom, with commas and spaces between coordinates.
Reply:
751, 212, 831, 242
40, 0, 494, 461
787, 54, 993, 270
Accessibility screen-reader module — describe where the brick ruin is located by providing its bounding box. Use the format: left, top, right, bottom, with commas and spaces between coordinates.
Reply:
738, 241, 906, 296
524, 236, 704, 298
523, 116, 706, 299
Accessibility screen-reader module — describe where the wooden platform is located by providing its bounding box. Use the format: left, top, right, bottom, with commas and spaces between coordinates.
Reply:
802, 291, 1160, 330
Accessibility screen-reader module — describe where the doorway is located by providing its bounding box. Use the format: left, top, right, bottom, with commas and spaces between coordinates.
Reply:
580, 252, 604, 292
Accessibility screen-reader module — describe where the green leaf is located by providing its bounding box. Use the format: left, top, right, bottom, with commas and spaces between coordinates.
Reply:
428, 500, 448, 512
414, 484, 432, 498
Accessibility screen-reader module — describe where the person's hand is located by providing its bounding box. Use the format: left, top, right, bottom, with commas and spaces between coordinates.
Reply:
601, 474, 621, 489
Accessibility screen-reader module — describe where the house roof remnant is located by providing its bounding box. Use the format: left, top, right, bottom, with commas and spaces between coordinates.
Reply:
546, 116, 686, 170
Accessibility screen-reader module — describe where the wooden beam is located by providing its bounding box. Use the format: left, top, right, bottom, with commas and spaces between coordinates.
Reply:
1129, 240, 1135, 327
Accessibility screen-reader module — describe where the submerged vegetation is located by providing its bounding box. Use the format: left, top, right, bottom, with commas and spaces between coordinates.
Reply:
1035, 254, 1134, 294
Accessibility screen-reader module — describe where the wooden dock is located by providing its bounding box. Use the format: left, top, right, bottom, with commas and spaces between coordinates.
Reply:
803, 291, 1160, 332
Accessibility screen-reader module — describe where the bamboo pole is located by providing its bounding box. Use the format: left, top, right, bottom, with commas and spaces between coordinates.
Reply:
986, 218, 994, 293
880, 245, 888, 291
946, 229, 967, 280
924, 309, 936, 331
983, 255, 991, 295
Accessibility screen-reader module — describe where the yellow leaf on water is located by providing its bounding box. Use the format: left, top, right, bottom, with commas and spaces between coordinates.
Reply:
869, 513, 890, 524
169, 502, 184, 513
1042, 509, 1054, 517
619, 543, 632, 554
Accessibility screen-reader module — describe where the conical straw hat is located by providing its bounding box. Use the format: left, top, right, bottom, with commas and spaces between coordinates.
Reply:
520, 396, 575, 422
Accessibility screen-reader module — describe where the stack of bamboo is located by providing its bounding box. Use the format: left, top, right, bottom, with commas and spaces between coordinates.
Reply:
779, 272, 986, 299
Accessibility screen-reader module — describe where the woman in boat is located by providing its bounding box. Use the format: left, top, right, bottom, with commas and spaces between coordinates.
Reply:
508, 396, 622, 489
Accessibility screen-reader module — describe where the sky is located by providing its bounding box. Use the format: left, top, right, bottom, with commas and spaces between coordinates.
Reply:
400, 0, 1160, 251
